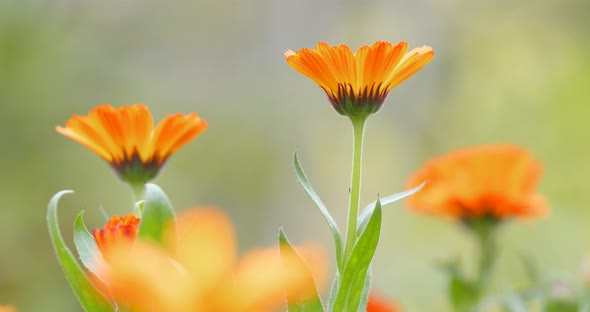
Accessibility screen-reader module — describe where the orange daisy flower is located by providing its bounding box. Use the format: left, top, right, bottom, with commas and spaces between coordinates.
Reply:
406, 144, 547, 220
56, 104, 207, 185
366, 292, 400, 312
98, 208, 326, 312
285, 41, 434, 118
93, 213, 140, 256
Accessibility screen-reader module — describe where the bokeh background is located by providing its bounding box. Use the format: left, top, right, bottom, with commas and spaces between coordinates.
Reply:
1, 0, 589, 310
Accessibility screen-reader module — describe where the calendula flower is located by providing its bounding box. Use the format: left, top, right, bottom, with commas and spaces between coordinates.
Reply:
99, 208, 326, 312
406, 144, 547, 220
93, 213, 140, 256
56, 104, 207, 186
285, 41, 434, 118
366, 292, 400, 312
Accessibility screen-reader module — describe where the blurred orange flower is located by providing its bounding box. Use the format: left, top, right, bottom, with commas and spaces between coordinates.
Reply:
0, 306, 17, 312
93, 213, 140, 255
285, 41, 434, 117
56, 104, 207, 185
407, 144, 547, 219
99, 208, 326, 312
366, 292, 400, 312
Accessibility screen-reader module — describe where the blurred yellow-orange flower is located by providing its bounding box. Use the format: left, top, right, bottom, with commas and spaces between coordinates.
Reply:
99, 208, 326, 312
366, 292, 400, 312
0, 306, 17, 312
285, 41, 434, 117
407, 144, 547, 220
56, 104, 207, 185
93, 213, 140, 256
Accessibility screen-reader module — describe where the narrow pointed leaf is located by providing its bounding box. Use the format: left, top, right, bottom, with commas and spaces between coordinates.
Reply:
357, 182, 425, 236
138, 183, 175, 244
327, 273, 339, 312
333, 200, 382, 312
356, 270, 371, 312
73, 211, 102, 277
47, 190, 114, 312
279, 228, 324, 312
294, 151, 343, 271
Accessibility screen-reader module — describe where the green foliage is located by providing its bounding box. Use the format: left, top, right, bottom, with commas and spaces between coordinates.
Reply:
357, 182, 425, 235
327, 273, 339, 312
356, 270, 371, 312
73, 211, 101, 278
442, 259, 480, 312
279, 228, 324, 312
449, 275, 480, 312
294, 151, 344, 272
332, 200, 382, 312
47, 190, 115, 312
137, 183, 175, 244
545, 299, 578, 312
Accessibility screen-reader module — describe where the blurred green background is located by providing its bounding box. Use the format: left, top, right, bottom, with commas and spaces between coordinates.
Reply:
1, 0, 589, 310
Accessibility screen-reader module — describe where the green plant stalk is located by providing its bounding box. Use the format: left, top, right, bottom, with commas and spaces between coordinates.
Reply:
130, 183, 145, 216
476, 225, 496, 294
343, 116, 368, 263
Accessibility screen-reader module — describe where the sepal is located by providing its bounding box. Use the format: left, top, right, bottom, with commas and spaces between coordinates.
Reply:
294, 151, 343, 272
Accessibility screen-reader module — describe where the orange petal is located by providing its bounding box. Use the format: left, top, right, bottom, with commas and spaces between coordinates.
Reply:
358, 41, 408, 90
117, 104, 154, 162
153, 113, 207, 161
222, 244, 326, 312
150, 113, 207, 163
406, 144, 546, 219
366, 292, 400, 312
387, 46, 434, 89
55, 123, 113, 161
0, 305, 18, 312
285, 44, 340, 91
100, 241, 195, 312
165, 208, 237, 293
314, 42, 356, 90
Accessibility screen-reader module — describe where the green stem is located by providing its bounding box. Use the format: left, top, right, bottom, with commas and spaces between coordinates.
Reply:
130, 183, 145, 216
454, 217, 498, 312
343, 116, 368, 262
476, 226, 495, 293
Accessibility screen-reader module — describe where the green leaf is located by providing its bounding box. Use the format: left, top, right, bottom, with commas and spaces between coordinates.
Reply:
47, 190, 115, 312
546, 299, 578, 312
293, 151, 343, 271
449, 275, 479, 312
357, 182, 425, 236
327, 273, 339, 312
73, 211, 102, 278
356, 270, 371, 312
333, 200, 382, 312
138, 183, 175, 244
279, 228, 324, 312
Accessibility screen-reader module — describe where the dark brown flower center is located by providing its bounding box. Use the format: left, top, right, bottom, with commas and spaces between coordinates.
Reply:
322, 82, 390, 118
